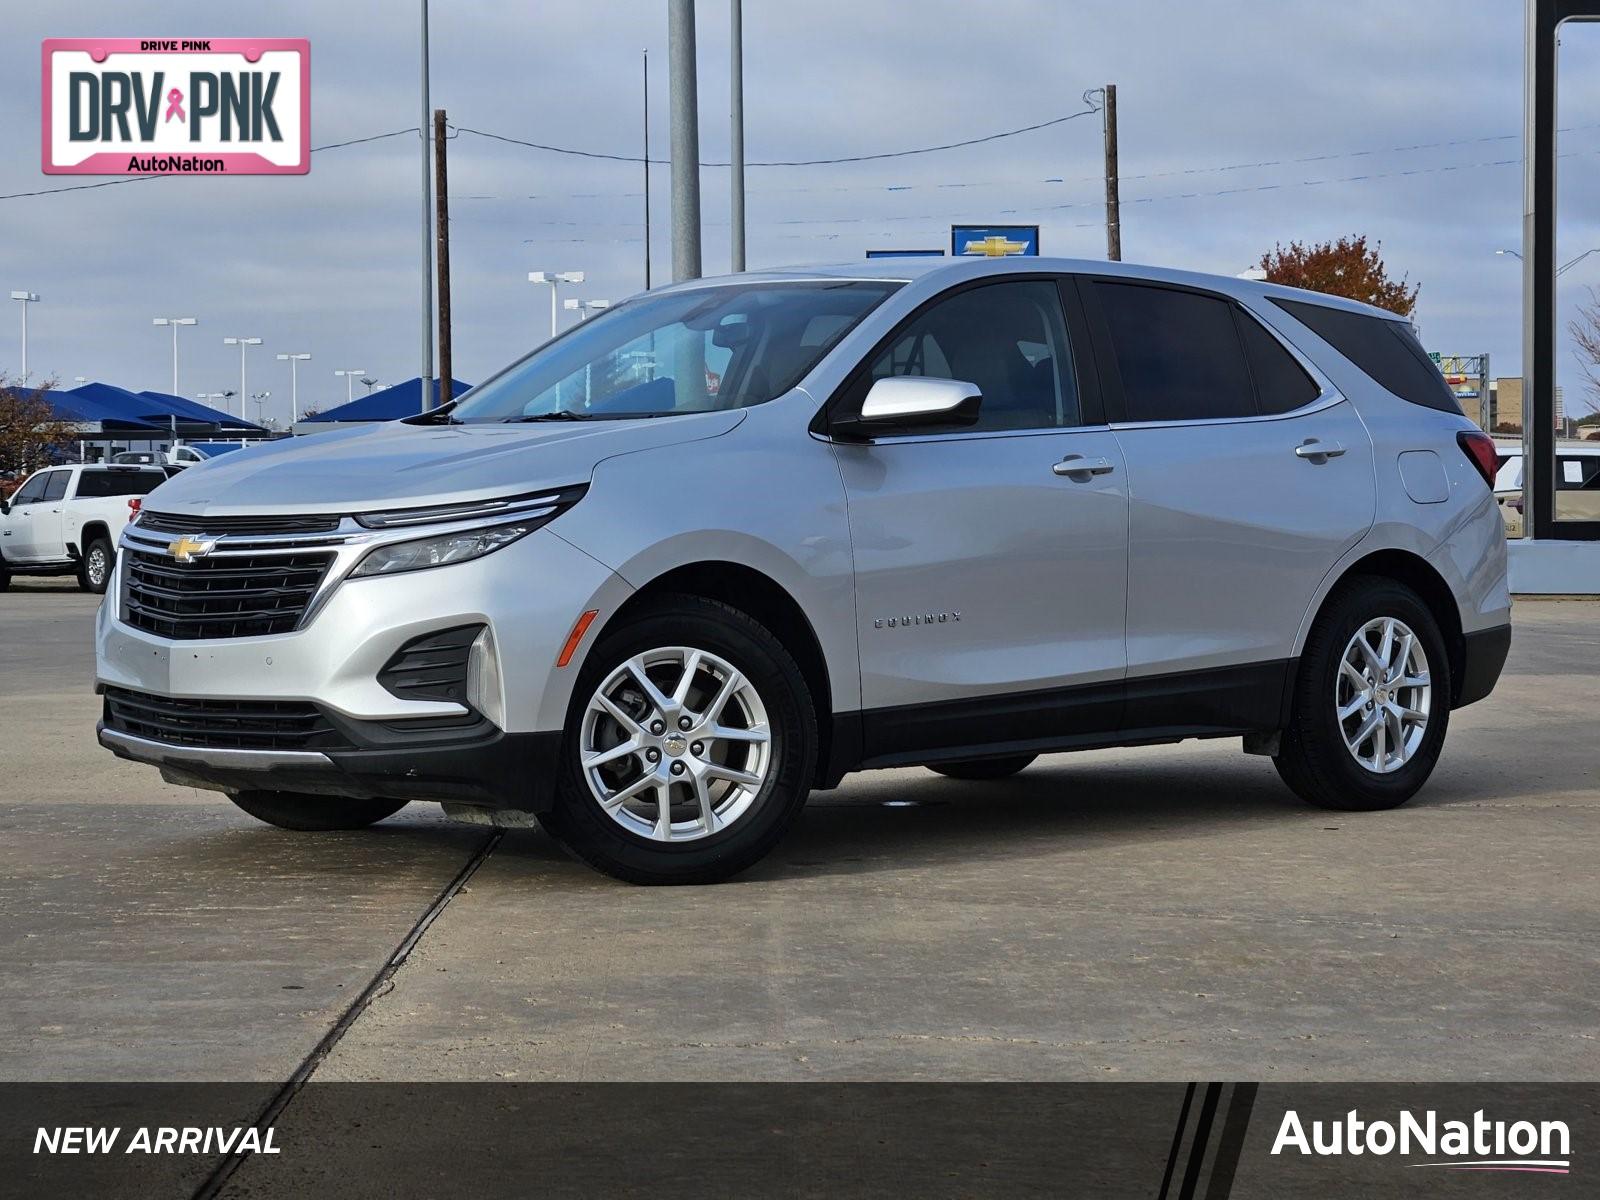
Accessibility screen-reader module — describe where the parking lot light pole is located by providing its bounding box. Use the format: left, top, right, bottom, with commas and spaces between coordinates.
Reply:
152, 317, 197, 396
276, 352, 311, 422
563, 298, 612, 322
335, 368, 367, 406
528, 271, 586, 340
10, 291, 40, 380
222, 336, 262, 418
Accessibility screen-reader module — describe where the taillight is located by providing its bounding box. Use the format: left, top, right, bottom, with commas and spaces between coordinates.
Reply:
1457, 431, 1498, 489
127, 497, 142, 518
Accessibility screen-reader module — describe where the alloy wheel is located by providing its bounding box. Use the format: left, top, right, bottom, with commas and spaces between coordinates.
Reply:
579, 646, 773, 842
88, 547, 109, 588
1335, 616, 1432, 774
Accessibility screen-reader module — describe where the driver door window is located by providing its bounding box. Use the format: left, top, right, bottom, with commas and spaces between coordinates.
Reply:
9, 473, 47, 506
862, 280, 1081, 433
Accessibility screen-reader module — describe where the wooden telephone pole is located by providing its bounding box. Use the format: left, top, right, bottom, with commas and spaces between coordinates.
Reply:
1102, 83, 1121, 261
433, 108, 452, 407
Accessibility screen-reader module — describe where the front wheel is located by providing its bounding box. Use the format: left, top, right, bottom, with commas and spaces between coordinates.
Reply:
541, 595, 817, 885
228, 790, 408, 831
77, 536, 113, 594
1274, 577, 1452, 812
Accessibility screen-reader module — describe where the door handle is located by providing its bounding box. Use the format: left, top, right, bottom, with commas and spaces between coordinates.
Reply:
1294, 439, 1346, 460
1053, 455, 1115, 478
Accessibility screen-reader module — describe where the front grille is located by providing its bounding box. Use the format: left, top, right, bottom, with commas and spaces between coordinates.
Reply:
378, 625, 483, 705
103, 686, 352, 751
123, 548, 334, 640
137, 510, 342, 536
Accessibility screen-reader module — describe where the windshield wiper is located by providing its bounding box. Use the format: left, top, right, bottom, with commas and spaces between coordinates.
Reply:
503, 410, 594, 422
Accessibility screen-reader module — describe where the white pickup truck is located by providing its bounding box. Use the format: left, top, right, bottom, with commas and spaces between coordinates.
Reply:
0, 464, 169, 593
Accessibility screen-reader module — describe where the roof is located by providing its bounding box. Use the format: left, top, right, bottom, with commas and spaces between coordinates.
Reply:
40, 385, 162, 430
59, 383, 266, 433
135, 390, 265, 432
303, 377, 473, 422
652, 257, 1411, 320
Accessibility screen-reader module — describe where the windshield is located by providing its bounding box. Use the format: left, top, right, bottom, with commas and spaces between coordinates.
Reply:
450, 280, 900, 423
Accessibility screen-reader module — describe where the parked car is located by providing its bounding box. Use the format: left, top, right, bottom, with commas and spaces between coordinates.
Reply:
112, 445, 212, 470
95, 258, 1510, 883
1, 463, 168, 592
1491, 441, 1600, 535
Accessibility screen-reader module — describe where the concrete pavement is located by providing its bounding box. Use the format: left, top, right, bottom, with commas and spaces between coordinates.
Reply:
2, 579, 1595, 1083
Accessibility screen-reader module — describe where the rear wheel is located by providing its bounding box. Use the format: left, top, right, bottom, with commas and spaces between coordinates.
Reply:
228, 790, 408, 831
77, 536, 113, 594
0, 558, 10, 592
1274, 577, 1451, 811
929, 755, 1037, 781
541, 595, 816, 885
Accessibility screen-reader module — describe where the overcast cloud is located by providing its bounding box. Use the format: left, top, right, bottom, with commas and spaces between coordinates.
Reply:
4, 0, 1599, 425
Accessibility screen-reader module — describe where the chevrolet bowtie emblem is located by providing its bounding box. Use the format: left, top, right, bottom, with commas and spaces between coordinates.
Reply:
961, 235, 1027, 257
167, 535, 216, 563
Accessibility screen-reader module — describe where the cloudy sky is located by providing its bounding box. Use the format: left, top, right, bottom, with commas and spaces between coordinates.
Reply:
4, 0, 1600, 425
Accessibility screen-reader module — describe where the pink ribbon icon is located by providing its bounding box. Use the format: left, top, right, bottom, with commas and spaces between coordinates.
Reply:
164, 88, 185, 123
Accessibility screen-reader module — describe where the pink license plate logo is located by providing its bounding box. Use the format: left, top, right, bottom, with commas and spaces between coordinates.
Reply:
42, 38, 310, 175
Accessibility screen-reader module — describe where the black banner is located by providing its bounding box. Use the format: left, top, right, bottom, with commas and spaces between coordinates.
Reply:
2, 1083, 1594, 1198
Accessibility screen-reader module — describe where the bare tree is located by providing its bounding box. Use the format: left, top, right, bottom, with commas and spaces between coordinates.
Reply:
0, 377, 77, 476
1567, 286, 1600, 416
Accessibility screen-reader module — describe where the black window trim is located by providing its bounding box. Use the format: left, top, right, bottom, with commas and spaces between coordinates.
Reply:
813, 272, 1108, 441
1080, 275, 1337, 429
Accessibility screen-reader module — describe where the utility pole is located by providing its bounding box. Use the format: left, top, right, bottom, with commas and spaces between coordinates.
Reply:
1102, 83, 1121, 261
668, 0, 702, 282
434, 108, 453, 408
730, 0, 746, 272
419, 0, 434, 413
643, 48, 652, 290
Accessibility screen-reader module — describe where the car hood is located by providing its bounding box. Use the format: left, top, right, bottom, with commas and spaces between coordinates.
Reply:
145, 412, 745, 516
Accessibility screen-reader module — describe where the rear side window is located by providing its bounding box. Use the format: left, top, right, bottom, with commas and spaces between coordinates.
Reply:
41, 471, 70, 501
1096, 282, 1255, 422
1273, 298, 1462, 415
1238, 313, 1320, 414
74, 470, 164, 498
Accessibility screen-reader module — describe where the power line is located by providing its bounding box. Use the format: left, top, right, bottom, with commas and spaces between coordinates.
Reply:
0, 128, 419, 202
449, 105, 1101, 168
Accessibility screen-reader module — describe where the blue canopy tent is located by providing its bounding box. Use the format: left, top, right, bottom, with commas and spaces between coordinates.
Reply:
61, 383, 266, 435
302, 377, 473, 424
135, 390, 266, 434
41, 387, 164, 432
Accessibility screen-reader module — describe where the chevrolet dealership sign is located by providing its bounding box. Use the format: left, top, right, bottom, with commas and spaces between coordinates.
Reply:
42, 38, 309, 175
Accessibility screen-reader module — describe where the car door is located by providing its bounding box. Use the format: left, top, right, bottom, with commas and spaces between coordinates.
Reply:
1083, 278, 1375, 731
825, 277, 1129, 763
2, 471, 56, 562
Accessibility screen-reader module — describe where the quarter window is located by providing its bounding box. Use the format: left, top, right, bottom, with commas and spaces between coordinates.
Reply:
1272, 298, 1461, 415
75, 470, 166, 498
1238, 312, 1320, 413
861, 280, 1081, 432
1097, 282, 1255, 422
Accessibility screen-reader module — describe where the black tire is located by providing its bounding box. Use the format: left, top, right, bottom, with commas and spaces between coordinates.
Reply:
228, 790, 408, 831
77, 536, 113, 594
541, 594, 817, 885
0, 559, 10, 592
1274, 576, 1452, 811
929, 754, 1037, 781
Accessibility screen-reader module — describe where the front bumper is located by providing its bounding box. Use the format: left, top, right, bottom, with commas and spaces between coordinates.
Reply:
98, 719, 564, 810
96, 525, 633, 808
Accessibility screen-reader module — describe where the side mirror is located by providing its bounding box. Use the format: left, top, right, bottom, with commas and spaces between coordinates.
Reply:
0, 500, 9, 515
833, 376, 983, 440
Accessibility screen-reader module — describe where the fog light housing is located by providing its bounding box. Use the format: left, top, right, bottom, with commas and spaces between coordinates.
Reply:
466, 625, 506, 729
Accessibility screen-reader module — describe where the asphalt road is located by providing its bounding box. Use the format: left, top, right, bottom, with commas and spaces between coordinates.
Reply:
2, 577, 1596, 1086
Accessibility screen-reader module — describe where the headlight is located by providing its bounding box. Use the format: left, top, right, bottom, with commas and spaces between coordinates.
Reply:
350, 520, 535, 578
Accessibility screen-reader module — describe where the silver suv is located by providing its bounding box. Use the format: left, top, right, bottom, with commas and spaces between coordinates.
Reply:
96, 257, 1511, 884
